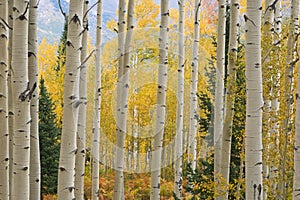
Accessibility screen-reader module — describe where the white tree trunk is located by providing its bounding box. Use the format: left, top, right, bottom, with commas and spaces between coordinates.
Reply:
57, 0, 84, 199
113, 0, 134, 199
245, 0, 263, 199
74, 1, 88, 199
7, 1, 14, 197
28, 0, 40, 198
150, 0, 169, 199
188, 0, 201, 172
11, 0, 30, 199
0, 0, 9, 199
219, 0, 239, 199
214, 0, 226, 196
91, 0, 102, 199
113, 0, 126, 198
174, 0, 185, 199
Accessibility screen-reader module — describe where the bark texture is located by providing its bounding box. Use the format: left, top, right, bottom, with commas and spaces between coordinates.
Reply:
74, 1, 88, 199
174, 0, 185, 198
0, 0, 9, 199
11, 0, 30, 199
113, 0, 134, 199
245, 0, 264, 199
188, 0, 201, 172
91, 0, 102, 199
219, 0, 239, 199
57, 0, 84, 199
150, 0, 170, 199
28, 0, 40, 198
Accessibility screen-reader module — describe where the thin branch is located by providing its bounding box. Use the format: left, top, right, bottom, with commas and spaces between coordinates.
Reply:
0, 17, 12, 30
77, 49, 95, 70
58, 0, 67, 20
83, 0, 100, 22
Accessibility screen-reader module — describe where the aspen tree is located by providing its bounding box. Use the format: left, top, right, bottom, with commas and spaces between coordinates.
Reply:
150, 0, 170, 199
74, 1, 88, 199
113, 0, 134, 199
214, 0, 227, 195
28, 0, 40, 198
219, 0, 239, 199
245, 0, 263, 199
0, 0, 9, 199
91, 0, 102, 199
57, 0, 84, 199
188, 0, 201, 172
7, 0, 13, 196
174, 0, 185, 198
113, 0, 126, 198
11, 0, 31, 199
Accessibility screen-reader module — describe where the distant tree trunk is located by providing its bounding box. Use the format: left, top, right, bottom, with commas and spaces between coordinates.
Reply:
0, 0, 9, 199
11, 0, 30, 199
113, 0, 135, 199
214, 0, 226, 197
28, 0, 40, 198
150, 0, 170, 199
74, 1, 88, 199
174, 0, 185, 199
91, 0, 102, 199
245, 0, 263, 199
7, 0, 13, 197
188, 0, 201, 172
57, 0, 84, 199
219, 0, 239, 199
113, 0, 126, 198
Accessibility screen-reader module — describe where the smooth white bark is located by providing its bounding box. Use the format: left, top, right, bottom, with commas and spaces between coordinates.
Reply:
11, 0, 30, 199
74, 1, 88, 199
214, 0, 226, 196
219, 0, 239, 199
245, 0, 263, 199
0, 0, 9, 199
91, 0, 102, 199
150, 0, 170, 199
28, 0, 40, 198
113, 0, 134, 199
57, 0, 84, 199
174, 0, 185, 199
188, 0, 201, 172
113, 0, 126, 198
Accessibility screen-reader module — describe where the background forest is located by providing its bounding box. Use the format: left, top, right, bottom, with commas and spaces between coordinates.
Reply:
0, 0, 300, 199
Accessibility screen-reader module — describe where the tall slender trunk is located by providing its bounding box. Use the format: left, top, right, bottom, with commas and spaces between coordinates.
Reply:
11, 0, 30, 199
174, 0, 185, 199
245, 0, 263, 199
219, 0, 239, 199
74, 1, 88, 199
57, 0, 84, 199
113, 0, 134, 199
0, 0, 9, 199
28, 0, 40, 198
113, 0, 126, 198
7, 0, 13, 197
150, 0, 169, 199
283, 0, 299, 198
91, 0, 102, 199
188, 0, 201, 173
214, 0, 226, 196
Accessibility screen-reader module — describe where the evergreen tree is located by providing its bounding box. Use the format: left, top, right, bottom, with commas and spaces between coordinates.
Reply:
39, 77, 61, 195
